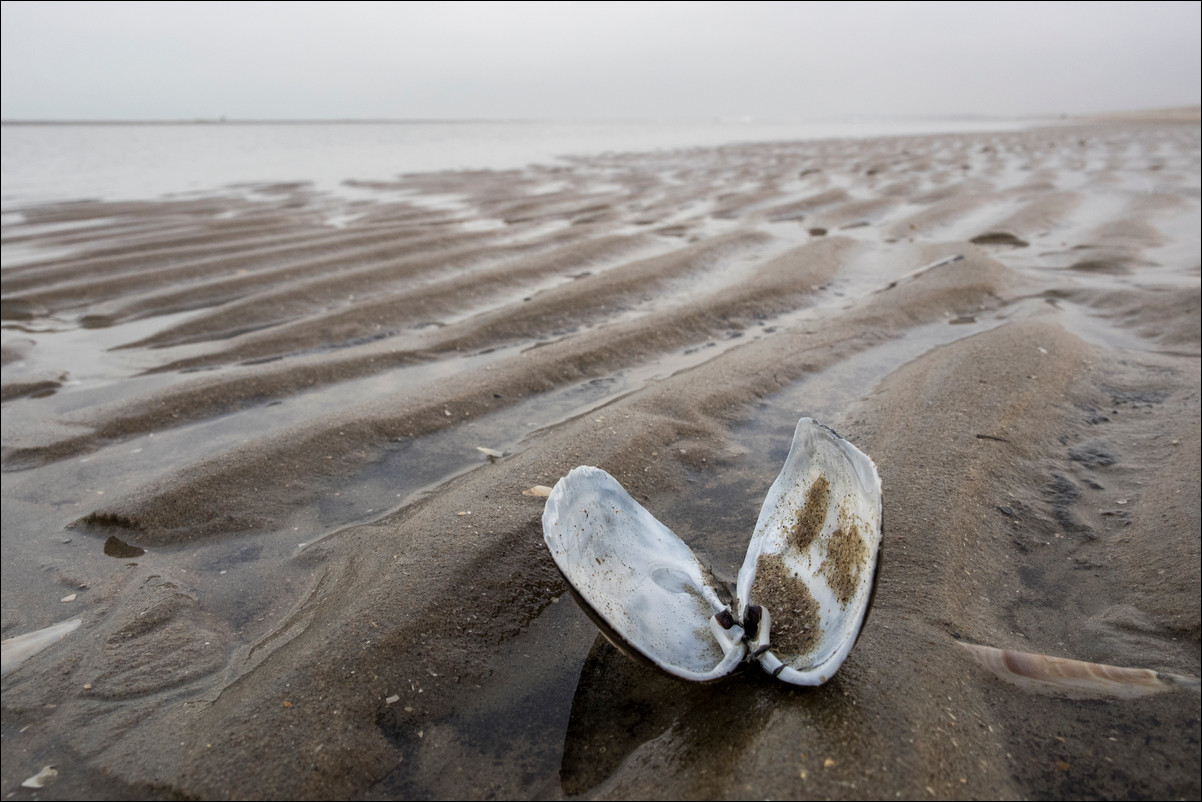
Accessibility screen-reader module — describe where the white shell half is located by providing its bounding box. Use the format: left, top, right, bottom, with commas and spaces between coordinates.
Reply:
737, 418, 883, 685
543, 466, 746, 681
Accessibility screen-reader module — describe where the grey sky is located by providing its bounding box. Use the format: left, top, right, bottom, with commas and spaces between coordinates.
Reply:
2, 1, 1199, 121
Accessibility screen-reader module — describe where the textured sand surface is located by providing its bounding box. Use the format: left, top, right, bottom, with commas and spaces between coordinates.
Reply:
2, 120, 1199, 799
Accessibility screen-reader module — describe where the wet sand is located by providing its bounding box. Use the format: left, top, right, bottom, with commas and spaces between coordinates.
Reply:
2, 117, 1199, 799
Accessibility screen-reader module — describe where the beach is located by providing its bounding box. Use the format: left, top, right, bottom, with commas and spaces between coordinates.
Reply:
2, 115, 1199, 799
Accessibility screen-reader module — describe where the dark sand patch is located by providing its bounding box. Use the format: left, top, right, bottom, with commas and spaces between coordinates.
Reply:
751, 553, 822, 657
971, 230, 1029, 247
787, 475, 830, 552
817, 505, 868, 607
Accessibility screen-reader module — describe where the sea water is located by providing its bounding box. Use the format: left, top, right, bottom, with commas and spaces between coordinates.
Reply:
1, 117, 1042, 207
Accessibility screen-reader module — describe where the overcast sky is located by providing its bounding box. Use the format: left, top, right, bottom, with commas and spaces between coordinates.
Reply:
2, 1, 1199, 122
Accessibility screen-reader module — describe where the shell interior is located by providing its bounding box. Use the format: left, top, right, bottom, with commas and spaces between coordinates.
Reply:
542, 466, 746, 681
736, 418, 883, 684
542, 417, 881, 685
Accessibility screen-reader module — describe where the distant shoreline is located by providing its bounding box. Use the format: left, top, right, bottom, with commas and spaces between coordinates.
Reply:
0, 117, 508, 126
2, 106, 1197, 127
1084, 105, 1200, 123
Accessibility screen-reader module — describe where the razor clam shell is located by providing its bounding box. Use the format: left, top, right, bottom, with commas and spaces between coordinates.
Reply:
543, 466, 745, 681
958, 641, 1201, 699
737, 418, 882, 685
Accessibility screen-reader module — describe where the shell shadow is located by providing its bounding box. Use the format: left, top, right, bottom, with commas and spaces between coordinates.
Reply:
558, 632, 804, 796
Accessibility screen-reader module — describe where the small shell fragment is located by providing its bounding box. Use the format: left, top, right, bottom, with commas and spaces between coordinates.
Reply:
1, 618, 82, 677
958, 641, 1201, 698
22, 766, 58, 789
523, 485, 553, 497
476, 446, 504, 459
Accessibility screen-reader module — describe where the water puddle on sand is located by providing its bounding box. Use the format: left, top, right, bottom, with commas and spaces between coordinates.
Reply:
1, 215, 125, 265
2, 306, 208, 401
282, 371, 646, 546
0, 334, 641, 642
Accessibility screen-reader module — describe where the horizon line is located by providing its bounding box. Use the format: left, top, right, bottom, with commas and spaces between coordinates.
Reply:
3, 106, 1195, 127
1, 112, 1054, 127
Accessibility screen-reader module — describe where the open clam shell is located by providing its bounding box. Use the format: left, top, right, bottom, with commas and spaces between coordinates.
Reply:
542, 418, 881, 685
737, 418, 882, 684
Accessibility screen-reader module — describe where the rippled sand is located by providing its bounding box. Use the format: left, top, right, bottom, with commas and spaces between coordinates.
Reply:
2, 118, 1199, 799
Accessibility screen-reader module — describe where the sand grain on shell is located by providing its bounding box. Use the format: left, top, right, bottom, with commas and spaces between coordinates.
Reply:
818, 500, 870, 607
751, 552, 822, 658
787, 475, 831, 552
